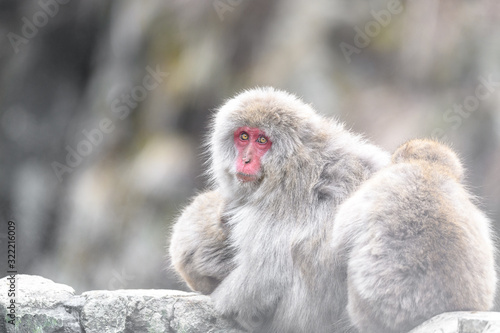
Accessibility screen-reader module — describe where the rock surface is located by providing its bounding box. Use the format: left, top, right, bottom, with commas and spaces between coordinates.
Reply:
408, 311, 500, 333
1, 275, 499, 333
0, 275, 243, 333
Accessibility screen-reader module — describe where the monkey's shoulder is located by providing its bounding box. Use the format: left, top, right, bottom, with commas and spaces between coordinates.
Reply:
312, 153, 381, 204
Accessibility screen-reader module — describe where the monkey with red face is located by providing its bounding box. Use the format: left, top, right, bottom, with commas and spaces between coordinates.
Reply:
169, 87, 390, 332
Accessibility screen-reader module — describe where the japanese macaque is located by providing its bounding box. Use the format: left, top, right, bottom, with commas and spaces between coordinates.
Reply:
331, 139, 497, 333
169, 87, 390, 332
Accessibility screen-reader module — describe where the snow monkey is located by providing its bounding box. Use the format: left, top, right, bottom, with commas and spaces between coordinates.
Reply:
169, 87, 390, 332
331, 139, 497, 333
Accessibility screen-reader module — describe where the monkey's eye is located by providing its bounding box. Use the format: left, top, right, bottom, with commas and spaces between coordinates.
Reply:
239, 132, 249, 141
257, 136, 268, 144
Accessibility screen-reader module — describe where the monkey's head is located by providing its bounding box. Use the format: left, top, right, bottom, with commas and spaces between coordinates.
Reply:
392, 139, 464, 181
209, 87, 325, 197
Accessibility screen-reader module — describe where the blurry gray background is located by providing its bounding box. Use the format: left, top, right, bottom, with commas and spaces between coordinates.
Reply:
0, 0, 499, 305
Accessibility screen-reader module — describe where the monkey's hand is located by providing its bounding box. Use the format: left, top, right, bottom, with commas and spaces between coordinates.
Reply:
169, 191, 234, 294
211, 265, 280, 332
212, 287, 269, 332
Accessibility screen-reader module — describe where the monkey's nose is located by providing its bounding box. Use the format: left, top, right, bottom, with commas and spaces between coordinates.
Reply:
242, 156, 251, 164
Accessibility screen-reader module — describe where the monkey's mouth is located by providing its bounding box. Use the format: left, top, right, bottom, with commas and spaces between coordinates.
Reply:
236, 172, 258, 183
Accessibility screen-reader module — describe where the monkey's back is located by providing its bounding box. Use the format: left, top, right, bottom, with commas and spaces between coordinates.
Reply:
346, 161, 496, 333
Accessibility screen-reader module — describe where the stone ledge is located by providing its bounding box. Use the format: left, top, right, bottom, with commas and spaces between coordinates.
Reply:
408, 311, 500, 333
0, 275, 499, 333
0, 275, 243, 333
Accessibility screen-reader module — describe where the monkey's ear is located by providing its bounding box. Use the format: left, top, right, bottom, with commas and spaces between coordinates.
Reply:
391, 141, 412, 164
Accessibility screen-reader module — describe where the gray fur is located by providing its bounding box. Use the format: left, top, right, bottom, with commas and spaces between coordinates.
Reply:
169, 87, 390, 332
169, 191, 234, 294
332, 139, 497, 333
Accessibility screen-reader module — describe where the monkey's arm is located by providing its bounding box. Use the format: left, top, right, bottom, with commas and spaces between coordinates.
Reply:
331, 186, 373, 263
169, 191, 234, 294
211, 229, 289, 331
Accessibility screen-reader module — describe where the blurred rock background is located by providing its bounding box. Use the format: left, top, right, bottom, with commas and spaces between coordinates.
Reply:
0, 0, 499, 305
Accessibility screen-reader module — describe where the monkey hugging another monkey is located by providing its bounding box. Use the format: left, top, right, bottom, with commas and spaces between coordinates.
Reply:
169, 87, 496, 333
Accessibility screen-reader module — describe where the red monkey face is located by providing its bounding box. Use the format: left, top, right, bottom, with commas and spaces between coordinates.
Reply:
233, 126, 272, 182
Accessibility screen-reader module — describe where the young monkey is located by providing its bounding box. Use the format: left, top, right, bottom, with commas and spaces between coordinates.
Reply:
332, 139, 497, 333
